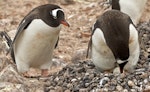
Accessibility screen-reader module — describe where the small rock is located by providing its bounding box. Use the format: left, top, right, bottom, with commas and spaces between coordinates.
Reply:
79, 88, 88, 92
128, 80, 135, 87
54, 77, 59, 81
71, 78, 77, 82
89, 73, 95, 79
99, 77, 110, 87
131, 89, 136, 92
145, 85, 150, 90
103, 88, 108, 91
94, 89, 101, 92
143, 79, 148, 84
140, 73, 148, 78
123, 89, 128, 92
147, 48, 150, 53
64, 90, 71, 92
67, 83, 73, 88
55, 86, 63, 92
85, 83, 90, 87
49, 90, 55, 92
116, 85, 123, 91
85, 73, 90, 76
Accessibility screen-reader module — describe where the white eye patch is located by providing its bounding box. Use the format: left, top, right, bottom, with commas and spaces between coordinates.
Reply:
51, 8, 63, 19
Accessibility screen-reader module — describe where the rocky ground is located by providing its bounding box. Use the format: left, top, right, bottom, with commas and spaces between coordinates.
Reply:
0, 0, 150, 92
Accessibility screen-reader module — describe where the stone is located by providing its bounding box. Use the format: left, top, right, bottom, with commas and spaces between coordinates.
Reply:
116, 85, 123, 91
71, 78, 77, 82
55, 86, 63, 92
123, 89, 128, 92
79, 88, 88, 92
99, 77, 110, 86
128, 80, 135, 87
64, 90, 71, 92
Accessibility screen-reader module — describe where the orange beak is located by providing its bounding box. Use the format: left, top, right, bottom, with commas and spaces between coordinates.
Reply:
61, 20, 70, 27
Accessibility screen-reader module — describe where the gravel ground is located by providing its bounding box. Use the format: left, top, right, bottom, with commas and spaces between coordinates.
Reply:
0, 0, 150, 92
42, 21, 150, 92
40, 21, 150, 92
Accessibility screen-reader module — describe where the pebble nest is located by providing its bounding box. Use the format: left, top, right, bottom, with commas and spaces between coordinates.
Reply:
40, 20, 150, 92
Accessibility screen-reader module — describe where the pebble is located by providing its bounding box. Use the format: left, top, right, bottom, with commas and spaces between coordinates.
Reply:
49, 90, 55, 92
131, 89, 136, 92
144, 79, 148, 84
103, 88, 108, 91
54, 77, 59, 81
145, 85, 150, 90
71, 78, 77, 82
116, 85, 123, 91
128, 80, 135, 87
99, 77, 110, 86
79, 88, 88, 92
67, 84, 73, 88
55, 86, 63, 92
147, 48, 150, 52
123, 89, 128, 92
64, 90, 71, 92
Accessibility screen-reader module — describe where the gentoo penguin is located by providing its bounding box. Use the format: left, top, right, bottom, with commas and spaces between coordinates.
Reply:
111, 0, 147, 25
87, 10, 140, 73
2, 4, 69, 77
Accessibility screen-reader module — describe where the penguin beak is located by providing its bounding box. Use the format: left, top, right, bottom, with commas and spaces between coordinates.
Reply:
61, 20, 70, 27
118, 61, 128, 73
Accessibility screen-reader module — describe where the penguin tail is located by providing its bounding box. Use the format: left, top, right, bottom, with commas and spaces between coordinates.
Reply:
0, 31, 12, 47
86, 38, 92, 58
0, 31, 16, 63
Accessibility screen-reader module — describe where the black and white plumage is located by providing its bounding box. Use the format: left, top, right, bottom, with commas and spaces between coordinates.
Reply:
87, 10, 140, 73
3, 4, 69, 76
111, 0, 147, 25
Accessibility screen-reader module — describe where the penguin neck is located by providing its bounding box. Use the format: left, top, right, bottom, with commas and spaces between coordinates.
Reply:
112, 0, 120, 10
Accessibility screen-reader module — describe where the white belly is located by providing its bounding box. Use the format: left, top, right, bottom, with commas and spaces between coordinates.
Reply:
14, 19, 61, 72
124, 24, 140, 72
91, 28, 116, 71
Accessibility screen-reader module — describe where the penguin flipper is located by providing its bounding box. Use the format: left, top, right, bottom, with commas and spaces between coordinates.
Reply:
55, 36, 59, 48
0, 31, 12, 47
10, 13, 39, 63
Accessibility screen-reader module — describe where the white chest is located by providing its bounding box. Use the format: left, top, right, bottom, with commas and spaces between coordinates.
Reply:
14, 19, 61, 67
91, 28, 116, 70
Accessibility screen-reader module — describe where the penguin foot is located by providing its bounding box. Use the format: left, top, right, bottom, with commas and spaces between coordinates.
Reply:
22, 72, 40, 78
41, 69, 49, 77
21, 69, 41, 78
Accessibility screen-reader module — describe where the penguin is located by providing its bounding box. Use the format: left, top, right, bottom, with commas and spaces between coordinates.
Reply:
87, 10, 140, 73
111, 0, 147, 25
2, 4, 69, 77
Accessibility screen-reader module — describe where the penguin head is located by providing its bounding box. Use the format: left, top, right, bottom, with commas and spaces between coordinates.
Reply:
50, 8, 70, 27
37, 4, 70, 27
